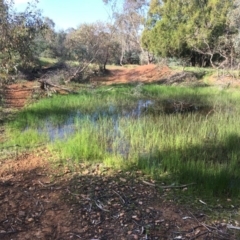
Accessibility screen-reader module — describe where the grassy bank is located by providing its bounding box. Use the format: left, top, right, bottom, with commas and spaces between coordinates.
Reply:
2, 84, 240, 199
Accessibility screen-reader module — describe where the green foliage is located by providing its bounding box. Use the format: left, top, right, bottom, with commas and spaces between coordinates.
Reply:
52, 120, 107, 162
65, 22, 121, 69
142, 0, 235, 67
0, 0, 47, 74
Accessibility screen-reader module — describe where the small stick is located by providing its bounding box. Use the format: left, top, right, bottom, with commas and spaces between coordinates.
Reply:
159, 183, 196, 189
227, 224, 240, 230
112, 190, 125, 204
38, 180, 55, 188
142, 180, 195, 189
95, 200, 109, 212
142, 180, 155, 186
188, 211, 211, 232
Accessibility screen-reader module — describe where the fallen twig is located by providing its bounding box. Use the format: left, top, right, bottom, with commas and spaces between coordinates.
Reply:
112, 189, 125, 204
66, 188, 91, 200
0, 230, 19, 235
227, 224, 240, 230
38, 79, 76, 93
95, 200, 109, 212
38, 180, 56, 188
159, 182, 195, 189
190, 230, 209, 240
188, 211, 211, 232
142, 180, 155, 186
142, 180, 196, 189
68, 233, 81, 239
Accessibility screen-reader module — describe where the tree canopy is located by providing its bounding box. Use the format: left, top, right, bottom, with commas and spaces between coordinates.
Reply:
142, 0, 237, 67
0, 0, 46, 73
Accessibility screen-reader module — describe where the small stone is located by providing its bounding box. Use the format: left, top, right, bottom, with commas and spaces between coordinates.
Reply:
27, 218, 34, 222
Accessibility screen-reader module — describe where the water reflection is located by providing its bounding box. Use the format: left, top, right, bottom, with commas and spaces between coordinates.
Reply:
38, 99, 215, 158
42, 100, 154, 142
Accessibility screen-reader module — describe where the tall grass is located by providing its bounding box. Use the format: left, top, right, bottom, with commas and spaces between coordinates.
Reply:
2, 84, 240, 197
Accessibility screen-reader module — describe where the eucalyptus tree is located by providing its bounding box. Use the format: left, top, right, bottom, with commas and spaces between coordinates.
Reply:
0, 0, 46, 74
33, 17, 57, 58
65, 21, 121, 82
66, 22, 118, 66
103, 0, 150, 64
51, 30, 68, 59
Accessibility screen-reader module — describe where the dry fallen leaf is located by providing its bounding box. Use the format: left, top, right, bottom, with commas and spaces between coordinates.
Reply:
119, 177, 127, 182
199, 199, 207, 205
195, 229, 201, 235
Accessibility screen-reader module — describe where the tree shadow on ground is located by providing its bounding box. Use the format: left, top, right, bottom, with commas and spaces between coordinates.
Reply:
137, 133, 240, 197
0, 158, 237, 240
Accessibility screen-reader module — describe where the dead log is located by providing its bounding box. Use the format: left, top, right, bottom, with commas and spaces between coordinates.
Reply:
38, 79, 76, 94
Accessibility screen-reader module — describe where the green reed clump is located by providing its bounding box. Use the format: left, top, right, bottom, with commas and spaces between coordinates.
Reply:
133, 109, 240, 196
50, 119, 105, 162
3, 127, 48, 149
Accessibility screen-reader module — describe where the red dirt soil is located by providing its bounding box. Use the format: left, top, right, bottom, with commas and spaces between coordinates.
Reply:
94, 64, 173, 85
0, 151, 233, 240
3, 64, 239, 108
2, 64, 173, 109
0, 64, 238, 239
3, 82, 37, 109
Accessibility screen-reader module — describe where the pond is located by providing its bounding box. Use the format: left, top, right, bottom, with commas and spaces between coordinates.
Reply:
41, 99, 214, 141
41, 99, 154, 142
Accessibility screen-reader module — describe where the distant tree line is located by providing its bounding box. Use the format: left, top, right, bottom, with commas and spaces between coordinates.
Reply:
0, 0, 240, 81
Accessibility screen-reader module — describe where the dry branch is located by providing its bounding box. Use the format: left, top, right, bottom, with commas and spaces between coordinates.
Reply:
65, 48, 99, 83
227, 224, 240, 230
38, 79, 75, 93
142, 180, 195, 189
